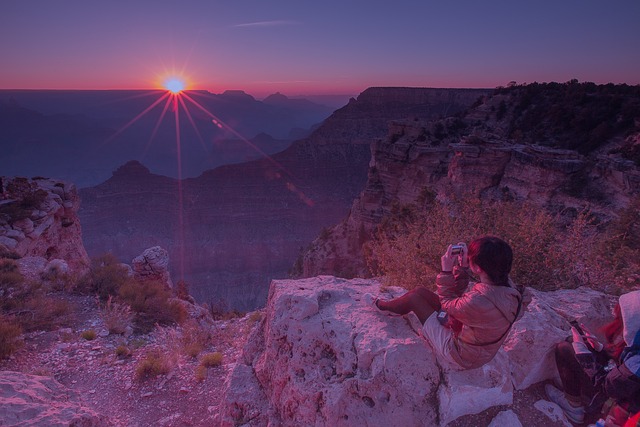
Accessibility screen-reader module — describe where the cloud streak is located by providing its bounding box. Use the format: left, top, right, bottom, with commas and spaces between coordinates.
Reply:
232, 20, 301, 29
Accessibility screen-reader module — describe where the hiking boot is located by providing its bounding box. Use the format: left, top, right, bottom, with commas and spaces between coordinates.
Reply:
362, 293, 401, 317
545, 383, 585, 424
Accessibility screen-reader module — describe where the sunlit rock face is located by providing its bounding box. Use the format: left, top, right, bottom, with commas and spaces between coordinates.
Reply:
79, 88, 488, 310
302, 87, 640, 278
217, 276, 615, 426
0, 176, 89, 272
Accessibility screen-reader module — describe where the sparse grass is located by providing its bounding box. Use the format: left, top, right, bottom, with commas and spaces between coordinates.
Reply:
100, 295, 133, 335
200, 352, 223, 368
0, 316, 23, 359
135, 350, 172, 380
81, 329, 97, 341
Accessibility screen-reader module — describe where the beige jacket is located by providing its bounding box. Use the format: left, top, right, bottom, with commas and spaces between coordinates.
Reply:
436, 266, 525, 369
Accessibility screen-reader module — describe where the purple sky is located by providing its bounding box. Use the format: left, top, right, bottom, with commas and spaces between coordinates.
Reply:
2, 0, 639, 97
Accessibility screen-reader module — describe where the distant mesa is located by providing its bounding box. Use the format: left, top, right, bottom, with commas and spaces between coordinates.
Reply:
112, 160, 151, 178
262, 92, 289, 105
219, 90, 256, 102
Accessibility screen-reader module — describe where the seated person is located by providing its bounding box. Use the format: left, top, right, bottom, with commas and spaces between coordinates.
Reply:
369, 236, 525, 370
546, 290, 640, 425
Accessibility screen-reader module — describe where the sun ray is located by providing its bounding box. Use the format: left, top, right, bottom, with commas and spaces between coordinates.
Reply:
181, 92, 294, 178
172, 94, 186, 282
143, 94, 174, 156
105, 91, 171, 144
178, 94, 207, 152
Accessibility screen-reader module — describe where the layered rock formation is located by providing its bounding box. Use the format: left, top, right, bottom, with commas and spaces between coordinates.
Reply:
217, 276, 615, 426
79, 88, 489, 310
302, 84, 640, 277
0, 176, 89, 272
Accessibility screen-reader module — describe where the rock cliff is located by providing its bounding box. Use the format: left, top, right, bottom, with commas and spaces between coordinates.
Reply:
302, 83, 640, 277
0, 176, 89, 272
217, 275, 615, 426
79, 88, 488, 310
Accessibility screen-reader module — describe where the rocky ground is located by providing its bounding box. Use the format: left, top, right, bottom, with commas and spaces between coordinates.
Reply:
1, 292, 598, 427
1, 294, 259, 426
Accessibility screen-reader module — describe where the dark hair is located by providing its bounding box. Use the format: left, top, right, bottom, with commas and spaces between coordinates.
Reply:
467, 236, 513, 286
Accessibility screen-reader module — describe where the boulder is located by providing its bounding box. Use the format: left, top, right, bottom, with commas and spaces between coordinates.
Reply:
0, 371, 110, 426
132, 246, 173, 289
219, 276, 616, 426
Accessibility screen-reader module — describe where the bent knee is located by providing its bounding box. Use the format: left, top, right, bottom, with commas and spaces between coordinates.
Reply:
555, 340, 576, 362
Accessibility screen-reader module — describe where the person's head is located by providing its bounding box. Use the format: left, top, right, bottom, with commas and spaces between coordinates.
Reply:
467, 236, 513, 286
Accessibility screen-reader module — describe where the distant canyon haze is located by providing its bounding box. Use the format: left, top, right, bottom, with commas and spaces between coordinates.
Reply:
0, 89, 338, 188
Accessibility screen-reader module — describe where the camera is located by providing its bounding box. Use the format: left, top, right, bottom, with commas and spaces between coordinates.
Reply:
451, 244, 464, 255
437, 311, 449, 325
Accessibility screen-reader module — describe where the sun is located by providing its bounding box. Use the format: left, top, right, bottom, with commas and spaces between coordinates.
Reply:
164, 78, 186, 94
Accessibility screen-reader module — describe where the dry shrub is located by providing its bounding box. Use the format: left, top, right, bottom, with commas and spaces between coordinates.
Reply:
40, 262, 74, 292
81, 329, 97, 341
153, 325, 182, 364
75, 254, 131, 300
20, 295, 71, 331
200, 352, 223, 368
0, 315, 23, 359
135, 349, 172, 381
100, 295, 133, 335
248, 311, 263, 324
115, 345, 132, 358
1, 260, 71, 331
180, 320, 211, 358
365, 195, 640, 293
119, 279, 187, 332
195, 365, 208, 382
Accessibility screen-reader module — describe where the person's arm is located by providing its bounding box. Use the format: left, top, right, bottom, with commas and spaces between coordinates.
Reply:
438, 244, 469, 298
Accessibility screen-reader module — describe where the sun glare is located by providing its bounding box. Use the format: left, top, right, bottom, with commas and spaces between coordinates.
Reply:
165, 78, 185, 94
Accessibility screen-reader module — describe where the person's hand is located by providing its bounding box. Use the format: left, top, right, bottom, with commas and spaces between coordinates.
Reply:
441, 245, 456, 272
571, 327, 591, 354
577, 323, 604, 352
457, 242, 469, 268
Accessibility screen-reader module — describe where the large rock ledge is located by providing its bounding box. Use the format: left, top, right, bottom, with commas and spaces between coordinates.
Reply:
217, 276, 615, 426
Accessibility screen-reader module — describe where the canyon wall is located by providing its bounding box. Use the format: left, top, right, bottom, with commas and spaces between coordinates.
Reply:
79, 88, 489, 310
302, 84, 640, 278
